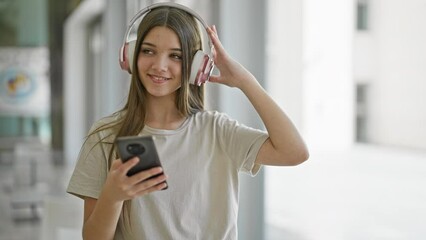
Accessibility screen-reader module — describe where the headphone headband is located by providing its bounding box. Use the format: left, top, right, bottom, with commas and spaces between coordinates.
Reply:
122, 2, 210, 50
127, 3, 208, 38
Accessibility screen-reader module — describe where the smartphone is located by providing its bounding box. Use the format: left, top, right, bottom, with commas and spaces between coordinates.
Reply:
115, 135, 167, 189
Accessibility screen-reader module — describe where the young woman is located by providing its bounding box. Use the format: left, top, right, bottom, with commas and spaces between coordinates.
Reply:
67, 4, 308, 240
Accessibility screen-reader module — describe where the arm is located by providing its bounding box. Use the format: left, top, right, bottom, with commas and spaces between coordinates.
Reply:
82, 158, 167, 239
207, 26, 309, 166
83, 196, 122, 240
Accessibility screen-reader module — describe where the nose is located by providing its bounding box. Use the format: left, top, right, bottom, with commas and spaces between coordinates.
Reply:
152, 54, 168, 72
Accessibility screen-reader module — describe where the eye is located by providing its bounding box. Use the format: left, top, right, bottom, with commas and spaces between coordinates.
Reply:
141, 48, 154, 55
170, 53, 182, 60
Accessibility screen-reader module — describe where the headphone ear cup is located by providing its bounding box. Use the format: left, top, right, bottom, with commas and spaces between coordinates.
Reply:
119, 40, 137, 74
189, 50, 214, 86
119, 43, 130, 73
127, 40, 137, 73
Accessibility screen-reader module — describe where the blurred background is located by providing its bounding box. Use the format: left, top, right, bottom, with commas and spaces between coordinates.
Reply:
0, 0, 425, 239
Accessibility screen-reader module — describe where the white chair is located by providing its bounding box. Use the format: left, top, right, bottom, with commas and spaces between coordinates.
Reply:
10, 141, 51, 220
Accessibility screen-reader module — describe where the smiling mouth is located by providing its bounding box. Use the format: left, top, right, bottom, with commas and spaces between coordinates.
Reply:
149, 74, 170, 83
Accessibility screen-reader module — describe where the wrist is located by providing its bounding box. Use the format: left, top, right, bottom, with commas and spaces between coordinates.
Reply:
99, 187, 125, 206
238, 74, 260, 93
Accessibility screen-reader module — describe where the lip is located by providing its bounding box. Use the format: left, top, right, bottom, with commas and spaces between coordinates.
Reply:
148, 74, 170, 84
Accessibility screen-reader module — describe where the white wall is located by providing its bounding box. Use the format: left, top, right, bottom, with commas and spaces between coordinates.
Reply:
64, 0, 104, 164
101, 0, 129, 120
367, 0, 426, 149
302, 0, 355, 150
354, 32, 377, 83
64, 0, 128, 164
218, 1, 267, 239
266, 0, 304, 134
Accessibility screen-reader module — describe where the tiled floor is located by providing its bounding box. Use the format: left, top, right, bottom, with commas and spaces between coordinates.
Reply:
1, 144, 425, 240
0, 151, 82, 240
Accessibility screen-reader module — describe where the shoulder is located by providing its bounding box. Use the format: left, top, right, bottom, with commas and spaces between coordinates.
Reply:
90, 113, 120, 130
87, 111, 124, 142
188, 111, 241, 134
193, 110, 234, 123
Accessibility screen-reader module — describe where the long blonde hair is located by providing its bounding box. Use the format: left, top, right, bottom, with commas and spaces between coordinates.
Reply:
89, 6, 205, 231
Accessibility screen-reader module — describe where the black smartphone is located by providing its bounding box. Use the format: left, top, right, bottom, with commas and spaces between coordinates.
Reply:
115, 135, 167, 189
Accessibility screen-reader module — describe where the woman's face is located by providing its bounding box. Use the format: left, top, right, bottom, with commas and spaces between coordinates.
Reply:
137, 26, 183, 99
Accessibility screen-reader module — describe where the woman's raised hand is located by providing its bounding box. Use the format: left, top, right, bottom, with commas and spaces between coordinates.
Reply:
207, 25, 258, 89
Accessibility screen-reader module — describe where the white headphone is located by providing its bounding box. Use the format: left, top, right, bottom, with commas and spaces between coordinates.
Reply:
119, 2, 214, 86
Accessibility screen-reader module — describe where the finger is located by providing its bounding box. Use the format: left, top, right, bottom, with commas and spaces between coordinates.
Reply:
208, 25, 218, 35
110, 158, 122, 170
117, 157, 140, 175
135, 181, 168, 196
213, 25, 218, 35
207, 26, 228, 63
208, 75, 222, 84
207, 26, 221, 49
141, 173, 167, 188
134, 174, 168, 194
129, 167, 164, 184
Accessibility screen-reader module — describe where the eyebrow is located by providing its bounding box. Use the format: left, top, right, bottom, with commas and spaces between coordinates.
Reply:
142, 42, 182, 52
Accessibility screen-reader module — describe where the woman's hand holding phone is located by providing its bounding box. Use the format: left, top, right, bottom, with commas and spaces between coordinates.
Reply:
101, 157, 168, 202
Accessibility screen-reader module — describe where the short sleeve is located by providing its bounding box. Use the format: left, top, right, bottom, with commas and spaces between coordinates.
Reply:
215, 113, 269, 176
66, 124, 113, 199
240, 134, 269, 176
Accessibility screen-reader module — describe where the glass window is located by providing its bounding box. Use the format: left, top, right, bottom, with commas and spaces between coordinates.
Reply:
356, 83, 368, 142
356, 0, 369, 30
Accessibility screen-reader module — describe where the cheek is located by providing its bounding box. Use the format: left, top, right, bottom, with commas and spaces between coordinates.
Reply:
137, 56, 148, 71
137, 61, 149, 84
172, 62, 183, 77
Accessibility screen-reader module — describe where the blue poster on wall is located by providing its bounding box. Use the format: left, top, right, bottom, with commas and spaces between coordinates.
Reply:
0, 68, 36, 102
0, 47, 50, 117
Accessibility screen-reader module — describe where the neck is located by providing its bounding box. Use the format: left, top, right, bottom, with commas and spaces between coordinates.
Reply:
145, 96, 186, 130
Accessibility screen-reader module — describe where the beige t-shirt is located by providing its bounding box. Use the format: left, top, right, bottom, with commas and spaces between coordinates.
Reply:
67, 110, 268, 240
